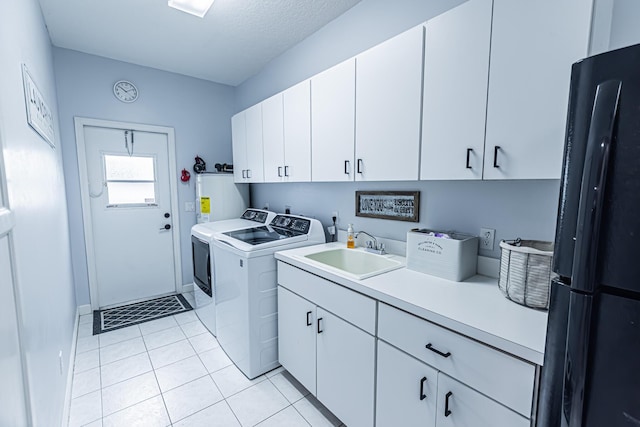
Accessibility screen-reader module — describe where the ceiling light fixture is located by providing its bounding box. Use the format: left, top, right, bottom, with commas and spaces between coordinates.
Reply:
168, 0, 214, 18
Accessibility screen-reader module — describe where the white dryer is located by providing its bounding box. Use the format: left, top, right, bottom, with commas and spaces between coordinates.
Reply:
191, 209, 275, 335
212, 214, 325, 379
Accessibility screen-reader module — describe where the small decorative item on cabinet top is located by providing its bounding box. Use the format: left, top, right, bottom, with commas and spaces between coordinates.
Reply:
355, 191, 419, 222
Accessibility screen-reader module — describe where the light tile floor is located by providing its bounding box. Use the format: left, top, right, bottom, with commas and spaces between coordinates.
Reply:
68, 305, 345, 427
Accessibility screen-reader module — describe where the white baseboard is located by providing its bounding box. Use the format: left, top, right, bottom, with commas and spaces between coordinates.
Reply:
61, 308, 80, 427
181, 283, 194, 293
77, 304, 92, 315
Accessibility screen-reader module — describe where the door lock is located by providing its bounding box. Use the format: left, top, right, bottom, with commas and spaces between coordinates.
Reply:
160, 224, 171, 230
164, 212, 171, 218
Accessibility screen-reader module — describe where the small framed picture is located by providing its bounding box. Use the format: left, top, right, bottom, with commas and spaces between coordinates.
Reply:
355, 191, 420, 222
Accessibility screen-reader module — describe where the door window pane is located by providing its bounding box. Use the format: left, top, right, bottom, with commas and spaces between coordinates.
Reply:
105, 155, 155, 181
104, 155, 157, 206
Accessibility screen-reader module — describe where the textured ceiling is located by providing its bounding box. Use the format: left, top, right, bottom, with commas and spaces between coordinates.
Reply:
38, 0, 362, 86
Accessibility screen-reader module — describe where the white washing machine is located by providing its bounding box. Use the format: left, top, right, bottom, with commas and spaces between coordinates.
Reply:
212, 214, 326, 379
191, 209, 275, 335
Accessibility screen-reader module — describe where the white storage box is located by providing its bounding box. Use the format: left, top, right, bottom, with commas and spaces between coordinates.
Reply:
406, 229, 478, 281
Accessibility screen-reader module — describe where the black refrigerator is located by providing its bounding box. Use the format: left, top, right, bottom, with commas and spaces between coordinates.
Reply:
539, 43, 640, 427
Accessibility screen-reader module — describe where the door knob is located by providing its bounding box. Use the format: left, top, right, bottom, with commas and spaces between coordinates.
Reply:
164, 212, 170, 218
160, 224, 171, 230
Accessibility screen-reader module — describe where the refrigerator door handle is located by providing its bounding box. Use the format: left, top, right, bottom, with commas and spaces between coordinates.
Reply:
563, 292, 593, 427
571, 80, 621, 292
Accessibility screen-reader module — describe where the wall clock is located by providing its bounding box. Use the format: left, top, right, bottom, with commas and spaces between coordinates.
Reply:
113, 80, 139, 103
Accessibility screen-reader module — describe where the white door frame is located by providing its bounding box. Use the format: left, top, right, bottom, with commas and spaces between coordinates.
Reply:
74, 117, 182, 310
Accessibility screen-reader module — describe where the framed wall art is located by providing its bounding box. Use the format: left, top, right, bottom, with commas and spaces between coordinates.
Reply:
355, 191, 420, 222
22, 64, 55, 148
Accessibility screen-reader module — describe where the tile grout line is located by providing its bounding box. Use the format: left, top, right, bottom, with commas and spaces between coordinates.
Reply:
264, 374, 311, 427
73, 313, 340, 426
138, 320, 172, 426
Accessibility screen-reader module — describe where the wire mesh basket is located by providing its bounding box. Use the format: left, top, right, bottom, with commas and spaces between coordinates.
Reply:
498, 239, 555, 310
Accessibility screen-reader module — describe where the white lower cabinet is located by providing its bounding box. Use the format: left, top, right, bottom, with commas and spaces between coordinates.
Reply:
376, 340, 438, 427
316, 308, 376, 427
277, 277, 376, 427
376, 339, 530, 427
277, 286, 316, 393
277, 263, 538, 427
436, 373, 528, 427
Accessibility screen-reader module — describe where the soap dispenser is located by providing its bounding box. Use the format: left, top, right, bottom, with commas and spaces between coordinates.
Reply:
347, 224, 355, 248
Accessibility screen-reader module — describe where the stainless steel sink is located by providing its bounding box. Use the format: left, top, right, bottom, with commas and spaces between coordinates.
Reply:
303, 248, 402, 280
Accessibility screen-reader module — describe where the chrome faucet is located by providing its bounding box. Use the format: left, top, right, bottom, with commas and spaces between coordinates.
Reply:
355, 231, 386, 255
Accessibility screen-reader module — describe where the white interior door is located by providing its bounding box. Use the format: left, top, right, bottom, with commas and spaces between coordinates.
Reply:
82, 124, 178, 308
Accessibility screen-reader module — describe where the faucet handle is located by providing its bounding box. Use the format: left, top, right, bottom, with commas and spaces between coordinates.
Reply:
366, 240, 374, 249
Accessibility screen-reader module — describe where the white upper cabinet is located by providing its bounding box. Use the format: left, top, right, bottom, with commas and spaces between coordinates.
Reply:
311, 59, 356, 182
262, 93, 285, 183
232, 104, 265, 183
231, 111, 248, 183
420, 0, 492, 180
283, 80, 312, 182
262, 81, 312, 183
244, 103, 265, 183
355, 25, 424, 181
483, 0, 592, 179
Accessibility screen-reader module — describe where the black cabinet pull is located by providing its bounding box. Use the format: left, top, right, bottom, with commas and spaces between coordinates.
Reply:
466, 148, 473, 169
247, 169, 252, 178
493, 146, 501, 168
317, 318, 323, 333
242, 169, 246, 179
344, 160, 350, 175
278, 166, 283, 177
284, 166, 290, 177
306, 311, 312, 326
357, 158, 363, 174
425, 343, 451, 358
444, 391, 453, 417
420, 376, 427, 401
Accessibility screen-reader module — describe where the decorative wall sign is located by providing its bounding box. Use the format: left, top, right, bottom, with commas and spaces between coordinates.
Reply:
22, 64, 55, 148
355, 191, 420, 222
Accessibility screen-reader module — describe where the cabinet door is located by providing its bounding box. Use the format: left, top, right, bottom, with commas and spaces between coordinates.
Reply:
355, 25, 424, 181
316, 308, 375, 427
244, 103, 265, 183
262, 93, 285, 183
231, 111, 248, 182
420, 0, 492, 180
311, 59, 356, 182
277, 287, 317, 394
483, 0, 591, 179
436, 373, 529, 427
283, 80, 311, 182
376, 340, 437, 427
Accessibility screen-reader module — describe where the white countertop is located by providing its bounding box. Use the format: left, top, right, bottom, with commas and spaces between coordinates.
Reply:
275, 242, 548, 366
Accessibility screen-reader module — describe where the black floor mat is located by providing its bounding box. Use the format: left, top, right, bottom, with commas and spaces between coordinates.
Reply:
93, 294, 193, 335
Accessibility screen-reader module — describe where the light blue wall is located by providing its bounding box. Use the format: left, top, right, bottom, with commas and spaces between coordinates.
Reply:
0, 1, 76, 425
53, 48, 236, 305
236, 0, 561, 257
252, 180, 560, 258
609, 0, 640, 49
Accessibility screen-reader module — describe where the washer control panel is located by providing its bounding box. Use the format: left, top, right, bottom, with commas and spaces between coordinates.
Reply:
271, 215, 311, 234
